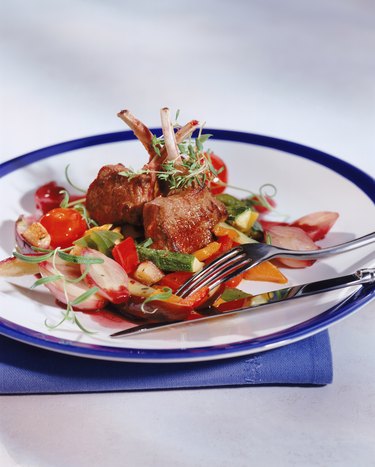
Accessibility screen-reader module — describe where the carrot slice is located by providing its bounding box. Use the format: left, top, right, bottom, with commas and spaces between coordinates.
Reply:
243, 261, 287, 284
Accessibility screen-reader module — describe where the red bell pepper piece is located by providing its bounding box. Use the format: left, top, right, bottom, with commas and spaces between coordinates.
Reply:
112, 237, 139, 274
158, 271, 193, 293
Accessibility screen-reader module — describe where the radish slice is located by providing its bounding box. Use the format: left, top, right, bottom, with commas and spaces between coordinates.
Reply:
39, 258, 107, 310
265, 225, 319, 268
291, 211, 339, 241
80, 248, 129, 304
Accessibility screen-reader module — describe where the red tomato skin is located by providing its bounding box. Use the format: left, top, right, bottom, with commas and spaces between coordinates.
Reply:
35, 182, 66, 214
112, 237, 139, 274
35, 181, 83, 214
208, 153, 228, 195
40, 208, 87, 249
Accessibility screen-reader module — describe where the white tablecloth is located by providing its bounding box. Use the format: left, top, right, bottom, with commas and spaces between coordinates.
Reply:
1, 1, 374, 466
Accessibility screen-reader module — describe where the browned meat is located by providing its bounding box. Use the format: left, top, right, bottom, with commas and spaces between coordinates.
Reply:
143, 188, 227, 253
86, 164, 157, 225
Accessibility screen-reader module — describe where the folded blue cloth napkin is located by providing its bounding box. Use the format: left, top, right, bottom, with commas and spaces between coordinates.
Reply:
0, 332, 332, 394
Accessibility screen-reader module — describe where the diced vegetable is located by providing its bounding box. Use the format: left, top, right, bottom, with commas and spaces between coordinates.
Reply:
265, 225, 319, 268
232, 209, 259, 233
157, 271, 193, 293
193, 242, 221, 261
243, 261, 288, 283
75, 229, 123, 255
128, 279, 158, 298
112, 237, 139, 274
220, 287, 251, 302
80, 248, 129, 304
0, 256, 39, 277
137, 246, 204, 272
216, 194, 259, 233
213, 222, 258, 245
291, 211, 339, 241
134, 261, 165, 286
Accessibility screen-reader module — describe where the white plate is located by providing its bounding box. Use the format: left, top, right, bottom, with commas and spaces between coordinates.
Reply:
0, 129, 374, 362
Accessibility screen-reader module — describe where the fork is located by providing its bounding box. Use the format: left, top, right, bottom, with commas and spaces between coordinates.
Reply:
176, 231, 375, 298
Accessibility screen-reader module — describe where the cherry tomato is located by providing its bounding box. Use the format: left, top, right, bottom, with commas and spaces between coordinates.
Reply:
207, 153, 228, 195
35, 181, 82, 214
40, 208, 87, 249
35, 182, 66, 214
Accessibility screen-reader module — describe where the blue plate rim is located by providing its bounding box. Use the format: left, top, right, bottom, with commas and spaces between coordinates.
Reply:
0, 129, 374, 362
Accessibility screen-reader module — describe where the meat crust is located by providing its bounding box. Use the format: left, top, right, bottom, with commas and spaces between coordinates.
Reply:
86, 164, 156, 225
143, 188, 227, 253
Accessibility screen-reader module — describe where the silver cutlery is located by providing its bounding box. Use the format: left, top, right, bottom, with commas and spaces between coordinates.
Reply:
177, 232, 375, 298
110, 267, 374, 338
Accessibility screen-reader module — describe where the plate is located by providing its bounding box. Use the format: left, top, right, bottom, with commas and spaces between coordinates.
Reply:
0, 129, 374, 363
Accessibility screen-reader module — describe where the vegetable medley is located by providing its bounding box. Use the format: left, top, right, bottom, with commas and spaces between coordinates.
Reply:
0, 109, 339, 332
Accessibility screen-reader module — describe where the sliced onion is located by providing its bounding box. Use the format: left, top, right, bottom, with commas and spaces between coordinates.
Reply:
80, 248, 129, 304
39, 258, 107, 310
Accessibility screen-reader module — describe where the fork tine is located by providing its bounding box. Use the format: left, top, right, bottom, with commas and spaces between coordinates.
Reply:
176, 246, 243, 296
178, 254, 250, 298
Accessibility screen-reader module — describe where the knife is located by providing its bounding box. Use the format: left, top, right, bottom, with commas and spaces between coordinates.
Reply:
110, 268, 374, 338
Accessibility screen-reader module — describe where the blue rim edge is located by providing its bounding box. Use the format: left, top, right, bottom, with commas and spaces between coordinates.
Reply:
0, 129, 374, 362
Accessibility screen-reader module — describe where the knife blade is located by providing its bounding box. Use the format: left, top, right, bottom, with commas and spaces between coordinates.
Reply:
110, 268, 374, 338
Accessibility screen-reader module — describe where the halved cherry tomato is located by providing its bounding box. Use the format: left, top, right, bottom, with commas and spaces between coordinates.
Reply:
158, 271, 193, 293
207, 153, 228, 195
112, 237, 139, 274
40, 208, 87, 249
291, 211, 339, 241
35, 181, 83, 214
35, 182, 66, 214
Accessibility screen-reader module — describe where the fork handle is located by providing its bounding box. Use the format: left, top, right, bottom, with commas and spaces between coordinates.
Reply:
273, 231, 375, 260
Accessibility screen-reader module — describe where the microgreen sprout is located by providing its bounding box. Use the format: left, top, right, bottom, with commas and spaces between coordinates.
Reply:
65, 164, 87, 193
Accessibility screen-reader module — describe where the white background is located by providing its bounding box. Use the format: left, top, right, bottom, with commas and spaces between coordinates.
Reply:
0, 1, 374, 466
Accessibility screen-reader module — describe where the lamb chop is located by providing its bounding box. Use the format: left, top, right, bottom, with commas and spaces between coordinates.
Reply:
143, 186, 227, 253
142, 108, 227, 253
86, 110, 199, 225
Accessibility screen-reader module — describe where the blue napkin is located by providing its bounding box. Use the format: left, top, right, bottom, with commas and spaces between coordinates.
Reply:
0, 332, 332, 394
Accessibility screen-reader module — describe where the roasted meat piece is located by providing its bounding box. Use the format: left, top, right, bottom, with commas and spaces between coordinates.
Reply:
143, 188, 227, 253
86, 164, 156, 225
